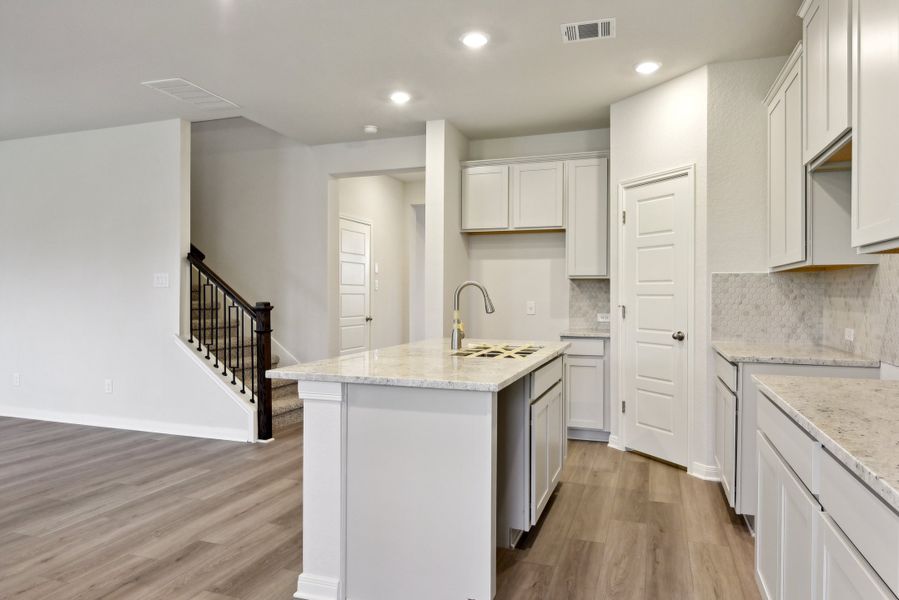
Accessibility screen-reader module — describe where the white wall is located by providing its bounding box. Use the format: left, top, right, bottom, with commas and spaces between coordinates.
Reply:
425, 120, 470, 338
610, 67, 711, 473
708, 57, 787, 273
0, 120, 252, 441
191, 117, 425, 361
467, 233, 569, 341
337, 175, 410, 349
467, 128, 610, 160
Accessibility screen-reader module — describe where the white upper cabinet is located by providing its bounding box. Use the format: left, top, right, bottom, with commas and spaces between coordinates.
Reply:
566, 158, 609, 278
767, 46, 807, 269
851, 0, 899, 252
461, 165, 509, 231
801, 0, 851, 163
510, 161, 564, 229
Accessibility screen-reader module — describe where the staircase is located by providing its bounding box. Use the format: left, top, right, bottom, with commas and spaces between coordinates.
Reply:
187, 246, 301, 438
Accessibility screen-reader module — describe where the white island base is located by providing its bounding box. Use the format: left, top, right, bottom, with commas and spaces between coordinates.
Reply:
270, 339, 568, 600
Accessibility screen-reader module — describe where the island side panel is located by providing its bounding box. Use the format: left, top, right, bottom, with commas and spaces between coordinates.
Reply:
295, 380, 347, 600
344, 383, 497, 600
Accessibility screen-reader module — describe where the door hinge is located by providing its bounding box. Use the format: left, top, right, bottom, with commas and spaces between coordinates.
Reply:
620, 304, 626, 319
622, 210, 627, 225
621, 400, 626, 414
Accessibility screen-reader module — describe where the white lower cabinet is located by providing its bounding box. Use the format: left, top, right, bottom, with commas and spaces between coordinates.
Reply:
817, 512, 896, 600
530, 381, 563, 526
565, 355, 604, 431
714, 378, 737, 508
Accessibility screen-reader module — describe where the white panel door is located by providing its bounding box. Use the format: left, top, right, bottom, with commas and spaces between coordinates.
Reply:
462, 165, 509, 231
338, 217, 371, 355
852, 0, 899, 250
511, 161, 564, 229
768, 55, 807, 268
803, 0, 851, 162
566, 158, 609, 277
622, 170, 691, 466
565, 356, 605, 430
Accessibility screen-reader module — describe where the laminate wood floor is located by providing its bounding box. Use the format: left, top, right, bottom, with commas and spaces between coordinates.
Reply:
0, 418, 757, 600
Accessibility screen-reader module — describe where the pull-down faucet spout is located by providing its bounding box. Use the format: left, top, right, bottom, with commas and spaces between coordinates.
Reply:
450, 281, 495, 350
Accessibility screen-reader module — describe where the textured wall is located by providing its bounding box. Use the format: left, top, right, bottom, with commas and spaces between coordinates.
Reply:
569, 279, 611, 329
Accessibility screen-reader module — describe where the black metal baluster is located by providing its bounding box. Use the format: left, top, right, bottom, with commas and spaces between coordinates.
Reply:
196, 269, 203, 351
212, 284, 219, 368
251, 326, 256, 401
240, 309, 246, 394
223, 298, 230, 376
204, 282, 213, 360
189, 266, 195, 345
230, 304, 238, 384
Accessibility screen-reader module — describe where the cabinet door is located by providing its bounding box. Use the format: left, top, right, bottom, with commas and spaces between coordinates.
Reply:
803, 0, 851, 162
757, 432, 782, 600
565, 355, 605, 430
546, 385, 564, 491
715, 379, 737, 508
817, 512, 896, 600
510, 161, 564, 229
530, 394, 550, 525
462, 165, 509, 231
852, 0, 899, 250
566, 158, 609, 277
768, 56, 807, 268
780, 453, 819, 600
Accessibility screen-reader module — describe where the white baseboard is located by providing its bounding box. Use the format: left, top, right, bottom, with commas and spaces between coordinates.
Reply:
689, 460, 720, 481
568, 428, 610, 442
608, 434, 626, 451
295, 573, 341, 600
0, 404, 253, 442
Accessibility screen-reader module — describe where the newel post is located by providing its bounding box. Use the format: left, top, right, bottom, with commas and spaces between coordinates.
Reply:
254, 301, 274, 440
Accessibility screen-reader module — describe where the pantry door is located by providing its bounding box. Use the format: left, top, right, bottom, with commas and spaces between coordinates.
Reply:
338, 217, 372, 355
620, 167, 693, 467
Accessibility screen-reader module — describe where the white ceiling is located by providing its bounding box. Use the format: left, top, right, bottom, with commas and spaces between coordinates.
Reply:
0, 0, 801, 145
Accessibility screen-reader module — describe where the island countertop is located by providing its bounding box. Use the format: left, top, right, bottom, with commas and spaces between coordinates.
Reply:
754, 375, 899, 513
267, 338, 570, 392
712, 341, 879, 368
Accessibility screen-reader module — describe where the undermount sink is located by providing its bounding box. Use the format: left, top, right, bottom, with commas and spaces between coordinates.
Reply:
451, 343, 543, 359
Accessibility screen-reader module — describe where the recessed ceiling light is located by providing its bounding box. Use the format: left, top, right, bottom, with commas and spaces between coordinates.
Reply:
363, 125, 379, 134
461, 31, 490, 49
390, 91, 411, 105
635, 61, 661, 75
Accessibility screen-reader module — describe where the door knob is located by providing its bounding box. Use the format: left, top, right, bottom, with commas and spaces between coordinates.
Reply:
365, 316, 373, 322
672, 331, 685, 341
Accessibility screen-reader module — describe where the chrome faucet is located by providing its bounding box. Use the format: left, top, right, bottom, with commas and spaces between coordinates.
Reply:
451, 281, 495, 350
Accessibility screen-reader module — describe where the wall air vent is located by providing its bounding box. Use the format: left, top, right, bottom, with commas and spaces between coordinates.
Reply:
141, 78, 239, 110
561, 18, 616, 43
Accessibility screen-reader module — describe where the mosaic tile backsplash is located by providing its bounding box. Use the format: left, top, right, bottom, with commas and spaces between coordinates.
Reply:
569, 279, 610, 329
713, 258, 899, 365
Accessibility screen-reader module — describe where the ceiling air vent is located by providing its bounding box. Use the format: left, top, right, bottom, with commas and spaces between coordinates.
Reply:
561, 18, 616, 43
141, 78, 239, 110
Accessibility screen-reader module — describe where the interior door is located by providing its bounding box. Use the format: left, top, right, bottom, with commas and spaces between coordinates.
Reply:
622, 170, 691, 466
338, 217, 371, 355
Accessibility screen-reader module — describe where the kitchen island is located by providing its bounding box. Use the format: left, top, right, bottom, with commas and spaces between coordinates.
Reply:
269, 338, 569, 600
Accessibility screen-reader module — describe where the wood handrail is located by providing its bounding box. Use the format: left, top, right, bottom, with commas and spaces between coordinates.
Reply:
187, 247, 256, 315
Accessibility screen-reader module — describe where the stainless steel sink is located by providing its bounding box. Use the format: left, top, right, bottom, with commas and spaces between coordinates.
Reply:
451, 343, 543, 359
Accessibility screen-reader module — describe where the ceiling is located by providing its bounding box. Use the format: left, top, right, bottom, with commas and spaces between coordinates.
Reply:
0, 0, 801, 145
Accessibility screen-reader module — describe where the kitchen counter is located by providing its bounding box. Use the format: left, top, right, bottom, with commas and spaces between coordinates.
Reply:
712, 341, 879, 367
755, 375, 899, 512
561, 327, 610, 339
268, 338, 568, 392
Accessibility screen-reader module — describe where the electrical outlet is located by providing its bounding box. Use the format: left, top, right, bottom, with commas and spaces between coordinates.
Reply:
597, 313, 610, 323
104, 379, 114, 394
12, 372, 20, 387
844, 328, 855, 343
153, 272, 170, 288
526, 301, 537, 315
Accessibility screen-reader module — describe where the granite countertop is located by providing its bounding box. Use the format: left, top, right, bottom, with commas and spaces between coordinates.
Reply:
267, 338, 569, 392
560, 326, 611, 339
755, 375, 899, 513
712, 341, 880, 368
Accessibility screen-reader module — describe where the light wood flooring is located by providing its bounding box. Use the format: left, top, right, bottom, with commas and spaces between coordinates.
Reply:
0, 417, 757, 600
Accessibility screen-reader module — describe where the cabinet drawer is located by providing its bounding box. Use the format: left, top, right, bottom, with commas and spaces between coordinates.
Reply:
819, 450, 899, 596
561, 337, 605, 356
714, 352, 737, 392
757, 390, 819, 493
530, 357, 562, 401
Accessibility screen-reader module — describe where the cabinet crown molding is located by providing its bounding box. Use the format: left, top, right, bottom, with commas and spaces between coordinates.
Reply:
462, 151, 608, 168
764, 41, 803, 106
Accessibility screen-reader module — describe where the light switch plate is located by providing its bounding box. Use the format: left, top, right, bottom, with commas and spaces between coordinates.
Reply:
374, 263, 380, 274
153, 273, 170, 288
597, 313, 610, 323
526, 301, 536, 315
12, 372, 20, 387
844, 328, 855, 342
104, 379, 114, 394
